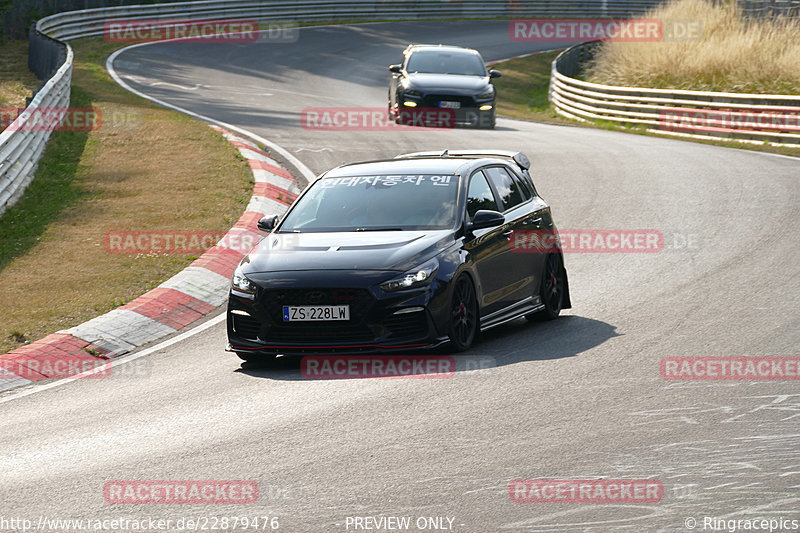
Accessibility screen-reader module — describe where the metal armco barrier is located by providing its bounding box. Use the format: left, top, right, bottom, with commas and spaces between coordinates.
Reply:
0, 29, 72, 215
28, 24, 68, 81
36, 1, 671, 40
550, 42, 800, 146
738, 0, 800, 17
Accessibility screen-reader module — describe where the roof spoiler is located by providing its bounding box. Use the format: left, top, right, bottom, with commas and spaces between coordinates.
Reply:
395, 150, 531, 170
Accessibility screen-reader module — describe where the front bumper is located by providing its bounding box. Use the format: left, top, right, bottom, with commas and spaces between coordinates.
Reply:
226, 275, 450, 355
397, 92, 495, 128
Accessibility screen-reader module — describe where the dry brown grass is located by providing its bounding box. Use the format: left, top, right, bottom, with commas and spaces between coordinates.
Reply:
0, 39, 253, 353
585, 0, 800, 94
0, 40, 40, 109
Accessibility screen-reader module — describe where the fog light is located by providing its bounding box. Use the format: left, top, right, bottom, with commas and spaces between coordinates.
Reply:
479, 104, 493, 111
403, 101, 418, 107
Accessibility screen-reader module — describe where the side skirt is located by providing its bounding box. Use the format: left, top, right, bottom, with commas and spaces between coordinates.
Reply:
479, 297, 545, 332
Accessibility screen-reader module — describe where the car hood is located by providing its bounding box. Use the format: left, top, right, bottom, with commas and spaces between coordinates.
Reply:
405, 73, 491, 92
240, 230, 453, 274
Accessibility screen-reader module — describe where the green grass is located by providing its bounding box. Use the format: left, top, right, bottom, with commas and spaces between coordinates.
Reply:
492, 51, 565, 124
0, 40, 40, 108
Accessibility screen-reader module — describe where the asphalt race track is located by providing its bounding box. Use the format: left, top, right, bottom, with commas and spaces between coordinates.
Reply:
1, 21, 799, 532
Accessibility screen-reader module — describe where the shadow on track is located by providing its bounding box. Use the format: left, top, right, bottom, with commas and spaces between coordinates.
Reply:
233, 314, 619, 381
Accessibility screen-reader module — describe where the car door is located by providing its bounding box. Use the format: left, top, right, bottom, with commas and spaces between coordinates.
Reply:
482, 165, 546, 306
505, 165, 553, 299
463, 169, 519, 315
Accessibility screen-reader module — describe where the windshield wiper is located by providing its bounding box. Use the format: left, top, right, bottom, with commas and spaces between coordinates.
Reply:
354, 227, 404, 232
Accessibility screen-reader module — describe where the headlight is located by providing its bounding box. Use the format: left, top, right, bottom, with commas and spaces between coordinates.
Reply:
232, 263, 257, 295
380, 259, 439, 292
403, 89, 422, 98
477, 89, 494, 99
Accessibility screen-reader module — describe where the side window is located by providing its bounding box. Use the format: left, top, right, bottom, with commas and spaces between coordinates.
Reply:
466, 171, 499, 220
484, 166, 525, 211
508, 167, 533, 199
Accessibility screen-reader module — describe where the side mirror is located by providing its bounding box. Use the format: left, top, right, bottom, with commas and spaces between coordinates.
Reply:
389, 64, 402, 74
489, 69, 502, 79
257, 215, 279, 232
468, 210, 505, 231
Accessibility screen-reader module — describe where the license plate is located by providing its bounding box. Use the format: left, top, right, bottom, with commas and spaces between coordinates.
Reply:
439, 101, 460, 109
282, 305, 350, 322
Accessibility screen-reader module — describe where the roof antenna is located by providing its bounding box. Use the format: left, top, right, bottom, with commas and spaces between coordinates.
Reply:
441, 149, 449, 157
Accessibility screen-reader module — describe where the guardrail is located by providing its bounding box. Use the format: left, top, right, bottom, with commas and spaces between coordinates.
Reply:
550, 42, 800, 146
36, 0, 671, 40
0, 29, 71, 215
1, 0, 674, 216
738, 0, 800, 17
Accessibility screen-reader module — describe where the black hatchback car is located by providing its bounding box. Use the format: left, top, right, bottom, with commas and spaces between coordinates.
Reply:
227, 150, 570, 361
388, 44, 501, 129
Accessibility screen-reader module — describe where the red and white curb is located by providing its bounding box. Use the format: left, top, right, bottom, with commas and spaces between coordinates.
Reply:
0, 126, 297, 391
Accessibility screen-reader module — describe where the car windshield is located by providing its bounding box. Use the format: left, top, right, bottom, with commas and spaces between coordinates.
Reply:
279, 174, 459, 232
406, 50, 487, 76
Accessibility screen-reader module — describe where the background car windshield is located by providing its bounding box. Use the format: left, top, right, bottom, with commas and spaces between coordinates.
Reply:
280, 174, 459, 231
406, 51, 486, 76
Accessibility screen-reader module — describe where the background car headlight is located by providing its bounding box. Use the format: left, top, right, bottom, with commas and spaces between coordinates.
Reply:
476, 89, 494, 99
232, 264, 257, 295
380, 259, 439, 292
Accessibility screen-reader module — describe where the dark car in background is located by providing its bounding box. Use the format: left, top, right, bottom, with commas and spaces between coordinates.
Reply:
226, 150, 570, 361
388, 44, 501, 129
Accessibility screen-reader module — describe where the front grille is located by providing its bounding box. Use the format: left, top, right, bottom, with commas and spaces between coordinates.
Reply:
421, 94, 477, 108
384, 312, 429, 340
232, 315, 261, 340
264, 323, 375, 344
258, 288, 376, 345
261, 288, 374, 323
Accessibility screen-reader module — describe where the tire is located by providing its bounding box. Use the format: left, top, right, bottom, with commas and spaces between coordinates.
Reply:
528, 253, 566, 321
448, 275, 479, 352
